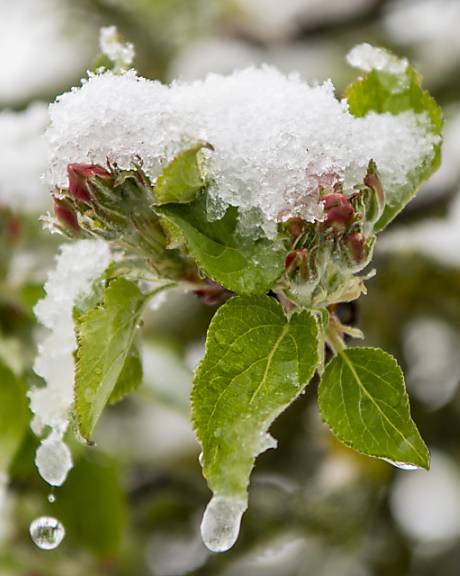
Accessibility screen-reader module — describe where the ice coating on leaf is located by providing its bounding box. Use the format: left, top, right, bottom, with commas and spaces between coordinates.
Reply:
200, 495, 247, 552
30, 240, 112, 485
347, 43, 408, 75
46, 63, 438, 235
35, 431, 73, 486
0, 103, 49, 212
99, 26, 135, 68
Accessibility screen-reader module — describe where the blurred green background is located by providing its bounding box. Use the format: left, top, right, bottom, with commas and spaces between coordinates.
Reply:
1, 0, 460, 574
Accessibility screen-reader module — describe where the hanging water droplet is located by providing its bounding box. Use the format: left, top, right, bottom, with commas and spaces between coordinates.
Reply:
382, 458, 420, 471
48, 493, 56, 503
198, 451, 204, 467
200, 494, 247, 552
29, 516, 65, 550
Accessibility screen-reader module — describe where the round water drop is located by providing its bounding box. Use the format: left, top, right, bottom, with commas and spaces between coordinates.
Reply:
29, 516, 65, 550
198, 451, 204, 467
200, 495, 247, 552
48, 493, 56, 503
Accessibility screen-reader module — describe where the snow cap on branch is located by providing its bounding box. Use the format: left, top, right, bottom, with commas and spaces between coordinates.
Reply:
46, 60, 438, 236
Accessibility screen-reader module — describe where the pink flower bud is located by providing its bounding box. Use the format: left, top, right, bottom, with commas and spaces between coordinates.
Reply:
364, 160, 384, 213
53, 196, 80, 234
286, 218, 305, 239
285, 249, 309, 280
347, 232, 365, 263
323, 193, 354, 232
67, 163, 112, 202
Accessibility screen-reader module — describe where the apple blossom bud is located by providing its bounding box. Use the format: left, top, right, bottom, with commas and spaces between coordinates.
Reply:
67, 163, 112, 202
322, 193, 354, 232
53, 196, 80, 235
285, 249, 309, 280
346, 232, 365, 263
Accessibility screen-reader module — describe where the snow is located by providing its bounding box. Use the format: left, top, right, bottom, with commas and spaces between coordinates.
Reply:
30, 240, 112, 485
0, 103, 49, 213
99, 25, 135, 69
46, 59, 438, 238
347, 43, 408, 75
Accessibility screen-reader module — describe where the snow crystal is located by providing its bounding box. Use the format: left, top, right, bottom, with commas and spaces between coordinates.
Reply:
30, 240, 112, 485
47, 61, 438, 236
0, 103, 49, 212
201, 494, 247, 552
347, 43, 408, 75
99, 25, 135, 68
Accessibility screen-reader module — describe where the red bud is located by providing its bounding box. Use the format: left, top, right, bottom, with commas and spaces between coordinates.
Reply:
285, 249, 309, 280
322, 193, 354, 232
347, 232, 365, 263
67, 163, 111, 202
53, 196, 80, 234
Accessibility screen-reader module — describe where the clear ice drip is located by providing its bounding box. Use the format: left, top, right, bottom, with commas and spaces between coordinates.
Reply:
200, 495, 248, 552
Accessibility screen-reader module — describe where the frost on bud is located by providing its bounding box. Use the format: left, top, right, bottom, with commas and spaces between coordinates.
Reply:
67, 163, 112, 202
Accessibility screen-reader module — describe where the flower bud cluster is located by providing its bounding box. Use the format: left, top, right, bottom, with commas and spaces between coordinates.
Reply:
51, 162, 187, 278
282, 161, 384, 307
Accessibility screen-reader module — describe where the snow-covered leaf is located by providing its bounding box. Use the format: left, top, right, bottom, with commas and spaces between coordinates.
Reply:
157, 195, 287, 295
193, 295, 318, 550
318, 347, 429, 470
154, 143, 211, 205
346, 45, 443, 230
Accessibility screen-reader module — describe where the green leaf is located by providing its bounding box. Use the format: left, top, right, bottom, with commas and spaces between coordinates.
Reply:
108, 342, 143, 405
54, 452, 126, 555
192, 295, 318, 499
154, 143, 212, 205
157, 195, 287, 295
74, 278, 147, 441
0, 360, 29, 472
318, 347, 429, 469
346, 51, 442, 230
